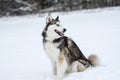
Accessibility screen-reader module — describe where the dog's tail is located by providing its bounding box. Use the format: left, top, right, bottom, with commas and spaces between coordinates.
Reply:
88, 54, 100, 67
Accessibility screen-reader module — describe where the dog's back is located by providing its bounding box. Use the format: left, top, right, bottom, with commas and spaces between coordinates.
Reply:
57, 36, 99, 68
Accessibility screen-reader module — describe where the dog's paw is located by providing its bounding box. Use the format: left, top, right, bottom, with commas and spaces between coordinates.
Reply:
77, 63, 86, 72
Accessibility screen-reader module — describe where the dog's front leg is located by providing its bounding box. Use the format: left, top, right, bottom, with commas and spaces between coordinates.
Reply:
51, 60, 57, 75
56, 53, 67, 80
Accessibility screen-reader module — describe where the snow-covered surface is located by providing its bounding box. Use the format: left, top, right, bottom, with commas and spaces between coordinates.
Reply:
0, 7, 120, 80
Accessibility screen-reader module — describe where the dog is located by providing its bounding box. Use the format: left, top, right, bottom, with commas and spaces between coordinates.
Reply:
42, 14, 100, 80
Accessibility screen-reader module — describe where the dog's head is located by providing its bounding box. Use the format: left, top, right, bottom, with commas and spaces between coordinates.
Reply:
42, 14, 66, 41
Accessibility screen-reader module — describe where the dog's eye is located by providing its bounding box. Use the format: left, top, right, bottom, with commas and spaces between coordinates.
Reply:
56, 24, 60, 27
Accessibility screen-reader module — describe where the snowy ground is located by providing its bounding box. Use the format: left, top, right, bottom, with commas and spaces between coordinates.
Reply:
0, 7, 120, 80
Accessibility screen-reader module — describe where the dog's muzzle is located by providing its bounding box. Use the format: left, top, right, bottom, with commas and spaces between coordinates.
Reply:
55, 28, 66, 36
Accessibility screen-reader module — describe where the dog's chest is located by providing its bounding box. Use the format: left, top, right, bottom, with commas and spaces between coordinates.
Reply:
44, 42, 60, 61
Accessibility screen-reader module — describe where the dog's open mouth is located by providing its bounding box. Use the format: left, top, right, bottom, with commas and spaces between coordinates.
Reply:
55, 29, 64, 36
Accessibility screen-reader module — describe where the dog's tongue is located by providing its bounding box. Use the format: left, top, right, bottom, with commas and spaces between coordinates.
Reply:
60, 32, 64, 36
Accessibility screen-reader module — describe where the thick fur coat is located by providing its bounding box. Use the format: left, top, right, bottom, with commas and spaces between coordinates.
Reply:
42, 14, 99, 80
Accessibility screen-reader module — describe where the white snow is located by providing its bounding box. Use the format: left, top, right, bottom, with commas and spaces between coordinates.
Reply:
0, 7, 120, 80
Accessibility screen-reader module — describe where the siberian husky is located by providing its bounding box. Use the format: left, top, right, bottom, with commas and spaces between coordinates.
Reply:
42, 14, 100, 80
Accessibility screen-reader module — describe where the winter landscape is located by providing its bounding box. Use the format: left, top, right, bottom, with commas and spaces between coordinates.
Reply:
0, 7, 120, 80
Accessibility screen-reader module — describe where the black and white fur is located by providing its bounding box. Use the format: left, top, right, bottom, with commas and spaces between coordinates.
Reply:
42, 14, 100, 80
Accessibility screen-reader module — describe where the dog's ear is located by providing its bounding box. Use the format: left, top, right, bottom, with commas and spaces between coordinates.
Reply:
46, 14, 53, 24
55, 16, 59, 21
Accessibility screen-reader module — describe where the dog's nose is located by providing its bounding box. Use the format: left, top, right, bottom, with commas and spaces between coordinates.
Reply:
63, 28, 67, 32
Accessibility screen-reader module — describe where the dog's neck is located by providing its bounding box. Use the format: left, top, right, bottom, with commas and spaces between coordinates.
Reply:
43, 37, 66, 48
53, 37, 65, 43
44, 36, 65, 43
